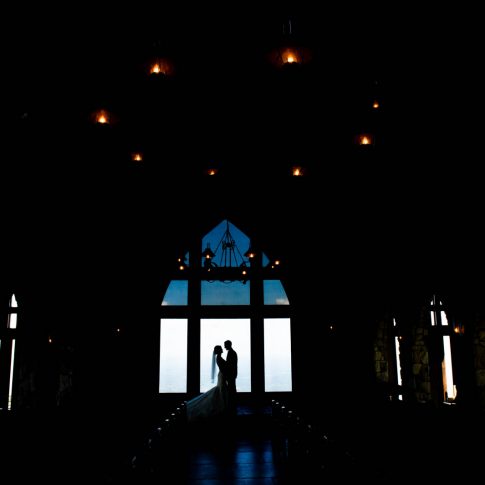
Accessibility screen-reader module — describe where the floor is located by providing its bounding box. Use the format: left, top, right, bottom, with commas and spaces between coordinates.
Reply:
123, 402, 383, 484
3, 400, 482, 484
127, 404, 287, 484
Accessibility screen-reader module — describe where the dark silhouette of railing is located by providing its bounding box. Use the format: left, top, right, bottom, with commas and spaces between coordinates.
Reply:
270, 399, 387, 482
127, 401, 187, 482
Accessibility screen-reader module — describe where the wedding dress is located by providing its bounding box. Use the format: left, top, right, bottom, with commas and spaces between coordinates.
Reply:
186, 371, 228, 423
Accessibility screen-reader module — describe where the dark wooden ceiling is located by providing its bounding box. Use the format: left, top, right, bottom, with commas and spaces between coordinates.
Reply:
2, 7, 481, 312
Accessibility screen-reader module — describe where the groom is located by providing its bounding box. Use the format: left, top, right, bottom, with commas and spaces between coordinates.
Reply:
224, 340, 238, 417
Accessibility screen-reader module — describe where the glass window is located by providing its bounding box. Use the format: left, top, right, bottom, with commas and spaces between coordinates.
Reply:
201, 281, 250, 305
159, 319, 188, 393
8, 340, 16, 410
200, 318, 251, 392
262, 252, 270, 267
7, 314, 17, 329
442, 335, 456, 400
202, 220, 250, 269
264, 280, 289, 305
264, 318, 292, 391
162, 281, 188, 306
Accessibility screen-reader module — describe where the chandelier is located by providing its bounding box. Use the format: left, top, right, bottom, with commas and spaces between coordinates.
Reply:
202, 221, 253, 283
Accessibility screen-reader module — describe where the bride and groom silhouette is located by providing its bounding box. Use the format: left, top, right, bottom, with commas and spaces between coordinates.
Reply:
186, 340, 238, 423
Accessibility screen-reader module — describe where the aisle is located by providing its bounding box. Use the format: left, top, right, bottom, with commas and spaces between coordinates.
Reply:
184, 405, 281, 483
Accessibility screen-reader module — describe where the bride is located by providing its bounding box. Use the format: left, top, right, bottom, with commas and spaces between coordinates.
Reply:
186, 345, 228, 423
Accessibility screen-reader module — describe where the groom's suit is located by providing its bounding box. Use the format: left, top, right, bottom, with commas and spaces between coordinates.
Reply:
225, 348, 238, 416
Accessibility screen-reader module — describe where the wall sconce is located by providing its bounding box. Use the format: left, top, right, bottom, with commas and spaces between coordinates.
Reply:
146, 39, 175, 78
268, 19, 312, 68
355, 133, 375, 146
291, 166, 304, 176
269, 45, 312, 68
148, 58, 174, 77
453, 322, 465, 335
90, 109, 117, 126
132, 152, 143, 162
93, 109, 111, 125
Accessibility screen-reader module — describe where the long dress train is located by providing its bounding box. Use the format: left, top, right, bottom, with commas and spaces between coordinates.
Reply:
186, 371, 228, 423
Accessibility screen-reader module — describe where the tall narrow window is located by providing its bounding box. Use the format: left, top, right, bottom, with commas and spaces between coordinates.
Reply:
200, 319, 251, 392
8, 340, 16, 410
430, 296, 457, 402
159, 319, 188, 393
264, 318, 292, 391
1, 294, 18, 411
393, 318, 403, 400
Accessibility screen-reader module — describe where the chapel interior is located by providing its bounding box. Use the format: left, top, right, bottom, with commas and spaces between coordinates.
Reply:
1, 7, 482, 483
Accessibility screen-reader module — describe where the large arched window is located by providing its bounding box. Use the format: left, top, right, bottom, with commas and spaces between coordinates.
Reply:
159, 220, 292, 395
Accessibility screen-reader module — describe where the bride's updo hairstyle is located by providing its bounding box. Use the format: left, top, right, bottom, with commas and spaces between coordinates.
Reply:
213, 345, 223, 355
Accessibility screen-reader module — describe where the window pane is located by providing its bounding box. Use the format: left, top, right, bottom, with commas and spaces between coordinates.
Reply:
162, 281, 188, 306
200, 318, 251, 392
8, 314, 17, 329
264, 318, 292, 392
443, 335, 456, 400
201, 281, 250, 305
159, 319, 188, 393
8, 340, 16, 410
202, 220, 250, 269
264, 280, 289, 305
10, 294, 17, 308
262, 252, 270, 267
441, 310, 449, 326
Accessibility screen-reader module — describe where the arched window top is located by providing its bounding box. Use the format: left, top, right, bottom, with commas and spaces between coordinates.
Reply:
7, 294, 18, 329
202, 220, 250, 269
430, 295, 444, 307
430, 294, 448, 326
262, 253, 270, 267
162, 281, 188, 306
264, 280, 289, 305
162, 219, 290, 306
